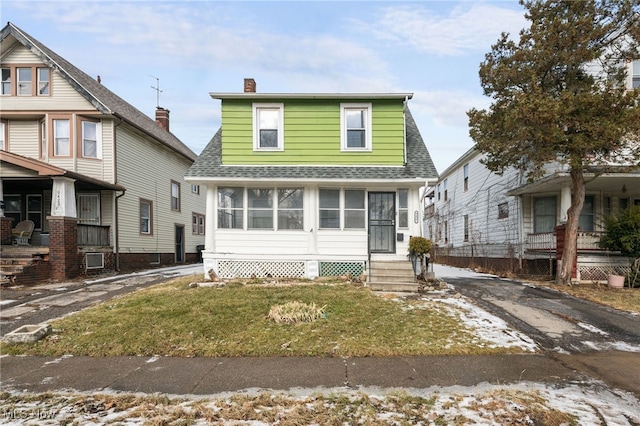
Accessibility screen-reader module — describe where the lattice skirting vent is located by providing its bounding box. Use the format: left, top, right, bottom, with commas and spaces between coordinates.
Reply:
578, 263, 630, 281
217, 261, 306, 278
319, 261, 365, 277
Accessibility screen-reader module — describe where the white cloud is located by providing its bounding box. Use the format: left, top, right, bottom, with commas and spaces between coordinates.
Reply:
412, 89, 489, 127
358, 3, 526, 56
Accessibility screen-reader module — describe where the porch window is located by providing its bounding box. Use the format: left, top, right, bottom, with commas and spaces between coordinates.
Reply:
247, 188, 273, 229
140, 199, 153, 234
26, 195, 42, 230
345, 190, 365, 229
253, 104, 284, 150
341, 103, 372, 151
77, 194, 100, 225
579, 195, 595, 231
17, 67, 32, 96
4, 195, 21, 225
277, 188, 303, 230
397, 189, 408, 229
534, 196, 557, 233
218, 187, 244, 229
319, 189, 340, 229
633, 60, 639, 89
53, 119, 70, 156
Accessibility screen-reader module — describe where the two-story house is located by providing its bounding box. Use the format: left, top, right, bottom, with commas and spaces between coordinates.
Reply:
0, 22, 206, 284
424, 142, 639, 282
186, 79, 438, 290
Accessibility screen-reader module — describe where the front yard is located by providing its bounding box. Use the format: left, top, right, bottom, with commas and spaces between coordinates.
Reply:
1, 276, 529, 357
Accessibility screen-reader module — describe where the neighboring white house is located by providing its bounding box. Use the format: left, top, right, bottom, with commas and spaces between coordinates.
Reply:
0, 22, 206, 283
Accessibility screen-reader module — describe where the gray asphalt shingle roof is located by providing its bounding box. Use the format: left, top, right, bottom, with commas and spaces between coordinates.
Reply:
187, 106, 438, 182
1, 22, 196, 161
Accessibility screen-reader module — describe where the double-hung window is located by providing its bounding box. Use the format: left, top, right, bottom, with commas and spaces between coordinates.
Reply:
579, 195, 595, 231
341, 103, 372, 151
171, 181, 181, 211
81, 120, 100, 158
1, 68, 10, 95
192, 213, 205, 234
534, 196, 557, 233
218, 187, 244, 229
278, 188, 304, 230
397, 189, 409, 228
248, 188, 273, 229
53, 119, 70, 156
319, 189, 366, 229
37, 68, 50, 95
463, 164, 469, 192
77, 194, 100, 225
633, 60, 639, 89
17, 68, 32, 96
140, 199, 153, 234
0, 121, 6, 151
253, 103, 284, 150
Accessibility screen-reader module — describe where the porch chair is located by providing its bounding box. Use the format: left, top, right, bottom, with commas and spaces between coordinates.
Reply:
11, 220, 34, 246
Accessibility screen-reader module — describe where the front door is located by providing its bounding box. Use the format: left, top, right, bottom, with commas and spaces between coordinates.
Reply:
368, 192, 396, 253
175, 225, 184, 263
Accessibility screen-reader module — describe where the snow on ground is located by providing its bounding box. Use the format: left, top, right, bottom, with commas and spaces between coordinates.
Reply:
2, 381, 640, 425
432, 264, 498, 279
429, 295, 539, 352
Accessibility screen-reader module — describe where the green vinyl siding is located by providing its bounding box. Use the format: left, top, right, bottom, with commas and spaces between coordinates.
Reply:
220, 98, 405, 165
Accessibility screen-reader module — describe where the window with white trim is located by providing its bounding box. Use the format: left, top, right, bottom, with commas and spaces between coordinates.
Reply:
341, 103, 372, 151
633, 60, 639, 89
247, 188, 273, 229
0, 121, 6, 151
443, 179, 448, 201
17, 67, 32, 96
463, 164, 469, 192
218, 187, 244, 229
319, 188, 365, 229
81, 120, 100, 158
278, 188, 304, 230
38, 68, 50, 95
579, 195, 595, 231
192, 213, 205, 234
534, 196, 556, 233
253, 103, 284, 150
1, 68, 10, 95
53, 119, 70, 156
171, 181, 181, 211
140, 199, 153, 234
397, 189, 409, 228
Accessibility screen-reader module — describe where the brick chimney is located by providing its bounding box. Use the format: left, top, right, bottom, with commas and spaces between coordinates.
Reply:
244, 78, 256, 93
155, 107, 170, 132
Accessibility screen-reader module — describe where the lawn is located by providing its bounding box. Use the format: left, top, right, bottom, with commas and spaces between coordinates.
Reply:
0, 276, 524, 357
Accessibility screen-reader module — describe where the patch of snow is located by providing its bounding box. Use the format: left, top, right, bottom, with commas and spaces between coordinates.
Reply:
44, 355, 73, 365
146, 356, 161, 363
0, 299, 16, 305
582, 341, 640, 352
429, 296, 539, 352
578, 322, 610, 336
433, 264, 498, 279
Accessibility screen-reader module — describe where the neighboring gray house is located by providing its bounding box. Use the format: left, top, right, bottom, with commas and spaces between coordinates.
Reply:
0, 22, 205, 283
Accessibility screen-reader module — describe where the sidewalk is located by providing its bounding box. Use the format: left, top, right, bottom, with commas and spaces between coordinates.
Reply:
1, 353, 582, 395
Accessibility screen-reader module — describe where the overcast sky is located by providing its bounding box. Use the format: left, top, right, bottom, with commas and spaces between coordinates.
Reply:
2, 1, 528, 173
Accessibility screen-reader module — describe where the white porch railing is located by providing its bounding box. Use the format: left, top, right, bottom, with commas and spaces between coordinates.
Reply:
525, 231, 605, 252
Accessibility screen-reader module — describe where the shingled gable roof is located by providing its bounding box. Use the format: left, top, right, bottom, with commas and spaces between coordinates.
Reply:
0, 22, 196, 162
187, 105, 438, 182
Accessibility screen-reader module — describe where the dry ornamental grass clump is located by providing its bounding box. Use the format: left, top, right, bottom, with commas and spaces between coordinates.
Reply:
267, 301, 326, 324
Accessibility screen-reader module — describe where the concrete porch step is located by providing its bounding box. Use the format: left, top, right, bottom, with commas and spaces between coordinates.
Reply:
368, 281, 419, 292
367, 260, 417, 292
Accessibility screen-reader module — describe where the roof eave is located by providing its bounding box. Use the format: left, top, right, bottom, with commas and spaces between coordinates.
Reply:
210, 92, 414, 100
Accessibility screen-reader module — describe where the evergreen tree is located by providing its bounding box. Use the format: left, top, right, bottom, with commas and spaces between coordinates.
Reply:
468, 0, 640, 285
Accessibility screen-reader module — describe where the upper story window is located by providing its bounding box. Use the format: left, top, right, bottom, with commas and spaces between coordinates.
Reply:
53, 118, 71, 156
0, 121, 6, 150
81, 120, 100, 158
463, 164, 469, 192
253, 103, 284, 151
437, 183, 441, 201
0, 65, 51, 96
341, 103, 372, 151
171, 181, 181, 211
443, 178, 449, 201
38, 68, 50, 95
1, 68, 10, 95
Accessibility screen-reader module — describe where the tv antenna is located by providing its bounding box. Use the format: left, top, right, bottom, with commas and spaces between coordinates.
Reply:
150, 75, 162, 108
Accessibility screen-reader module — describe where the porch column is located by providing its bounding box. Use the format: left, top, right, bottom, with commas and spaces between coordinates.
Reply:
203, 184, 216, 279
48, 177, 79, 281
560, 184, 571, 223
